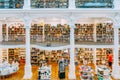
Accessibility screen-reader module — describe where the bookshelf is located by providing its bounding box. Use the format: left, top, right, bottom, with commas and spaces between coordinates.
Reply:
2, 24, 7, 41
31, 48, 39, 65
75, 48, 94, 64
31, 0, 68, 8
96, 23, 113, 43
44, 24, 70, 42
8, 24, 25, 42
75, 24, 94, 42
19, 48, 26, 60
96, 48, 113, 65
2, 48, 7, 61
31, 48, 69, 66
30, 24, 43, 42
8, 48, 19, 63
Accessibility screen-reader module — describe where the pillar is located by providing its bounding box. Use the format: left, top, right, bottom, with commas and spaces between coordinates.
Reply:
68, 19, 76, 79
40, 20, 45, 42
69, 0, 75, 9
114, 0, 120, 10
23, 17, 32, 79
23, 0, 30, 9
93, 48, 97, 73
112, 26, 120, 79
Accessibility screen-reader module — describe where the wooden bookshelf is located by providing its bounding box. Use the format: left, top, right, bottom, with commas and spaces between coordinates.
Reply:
31, 48, 69, 66
96, 48, 113, 65
2, 24, 7, 41
8, 48, 19, 63
8, 24, 25, 42
31, 48, 39, 65
75, 48, 94, 64
96, 23, 113, 43
2, 48, 7, 60
30, 24, 43, 42
19, 48, 26, 60
44, 24, 70, 42
75, 24, 94, 42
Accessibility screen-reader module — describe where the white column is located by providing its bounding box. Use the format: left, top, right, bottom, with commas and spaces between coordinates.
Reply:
114, 0, 120, 10
112, 26, 120, 79
69, 0, 75, 9
68, 21, 76, 79
0, 48, 2, 64
23, 0, 30, 9
23, 18, 32, 79
93, 48, 97, 73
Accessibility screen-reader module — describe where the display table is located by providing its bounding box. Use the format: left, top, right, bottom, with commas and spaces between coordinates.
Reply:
97, 65, 111, 80
38, 65, 51, 80
79, 65, 94, 80
0, 64, 19, 76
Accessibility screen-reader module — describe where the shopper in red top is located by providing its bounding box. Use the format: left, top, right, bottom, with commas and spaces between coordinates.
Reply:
108, 52, 113, 68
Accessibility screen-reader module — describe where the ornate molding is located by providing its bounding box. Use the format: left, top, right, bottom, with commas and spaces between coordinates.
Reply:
20, 12, 33, 28
113, 13, 120, 28
65, 13, 76, 28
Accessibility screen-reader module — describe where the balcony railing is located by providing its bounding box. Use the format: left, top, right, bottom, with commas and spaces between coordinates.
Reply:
75, 0, 113, 8
0, 0, 24, 9
31, 0, 69, 8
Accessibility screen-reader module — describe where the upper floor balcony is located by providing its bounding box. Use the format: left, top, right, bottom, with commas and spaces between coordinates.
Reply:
0, 0, 119, 9
0, 0, 24, 9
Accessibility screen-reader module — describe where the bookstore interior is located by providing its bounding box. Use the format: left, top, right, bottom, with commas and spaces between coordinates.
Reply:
0, 0, 120, 80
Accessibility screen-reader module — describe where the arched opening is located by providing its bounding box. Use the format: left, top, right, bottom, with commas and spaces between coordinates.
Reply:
0, 17, 25, 45
31, 18, 70, 47
75, 18, 113, 45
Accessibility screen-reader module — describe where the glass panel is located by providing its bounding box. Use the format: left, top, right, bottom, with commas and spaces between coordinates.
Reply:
75, 0, 113, 8
0, 0, 24, 9
31, 0, 69, 8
